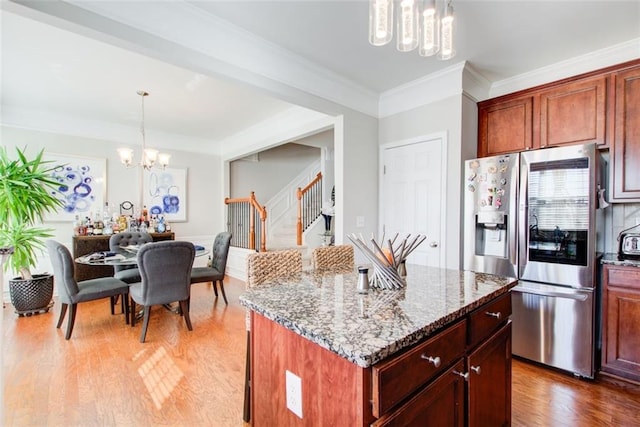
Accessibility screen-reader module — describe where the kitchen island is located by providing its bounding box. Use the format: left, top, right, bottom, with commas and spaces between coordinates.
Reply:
240, 264, 517, 426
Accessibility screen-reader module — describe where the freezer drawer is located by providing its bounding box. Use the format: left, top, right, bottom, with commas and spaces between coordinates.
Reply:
511, 281, 595, 378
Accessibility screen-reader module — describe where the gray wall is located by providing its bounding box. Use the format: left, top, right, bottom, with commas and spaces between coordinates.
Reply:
230, 142, 321, 201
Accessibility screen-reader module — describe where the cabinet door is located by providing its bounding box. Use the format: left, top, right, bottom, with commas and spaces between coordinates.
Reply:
372, 361, 465, 427
478, 97, 533, 157
539, 76, 607, 149
468, 321, 512, 427
612, 65, 640, 200
602, 265, 640, 382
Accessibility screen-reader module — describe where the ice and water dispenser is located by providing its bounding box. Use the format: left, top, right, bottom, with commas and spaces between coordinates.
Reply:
475, 210, 508, 258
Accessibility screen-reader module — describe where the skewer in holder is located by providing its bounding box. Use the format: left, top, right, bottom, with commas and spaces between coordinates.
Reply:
347, 233, 426, 290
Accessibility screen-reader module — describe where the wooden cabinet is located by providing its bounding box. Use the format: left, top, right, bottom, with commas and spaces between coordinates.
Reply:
478, 97, 533, 157
602, 264, 640, 383
539, 76, 607, 149
478, 75, 608, 157
373, 293, 512, 426
72, 232, 174, 281
612, 64, 640, 200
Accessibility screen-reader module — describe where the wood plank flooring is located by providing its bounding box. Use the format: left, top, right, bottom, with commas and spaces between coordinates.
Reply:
3, 276, 639, 426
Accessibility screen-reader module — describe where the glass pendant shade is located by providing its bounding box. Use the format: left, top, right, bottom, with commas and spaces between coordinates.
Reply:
438, 2, 456, 60
369, 0, 393, 46
396, 0, 419, 52
419, 0, 439, 57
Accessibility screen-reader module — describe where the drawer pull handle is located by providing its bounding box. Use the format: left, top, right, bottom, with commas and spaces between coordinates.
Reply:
453, 370, 469, 381
471, 365, 481, 375
485, 311, 501, 319
420, 354, 441, 368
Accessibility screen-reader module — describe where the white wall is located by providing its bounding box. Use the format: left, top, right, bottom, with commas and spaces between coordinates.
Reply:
1, 125, 222, 280
379, 95, 463, 269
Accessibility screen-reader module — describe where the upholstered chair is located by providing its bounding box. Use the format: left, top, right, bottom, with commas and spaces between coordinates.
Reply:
243, 249, 303, 422
312, 244, 355, 273
109, 232, 153, 283
190, 231, 232, 305
46, 240, 130, 340
129, 241, 195, 343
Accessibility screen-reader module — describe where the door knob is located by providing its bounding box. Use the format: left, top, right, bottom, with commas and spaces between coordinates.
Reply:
429, 242, 438, 248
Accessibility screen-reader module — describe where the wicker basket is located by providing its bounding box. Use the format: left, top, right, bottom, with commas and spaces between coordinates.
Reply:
9, 274, 54, 316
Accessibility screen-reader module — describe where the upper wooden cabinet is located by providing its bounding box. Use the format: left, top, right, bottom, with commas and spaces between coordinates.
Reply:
478, 97, 533, 157
539, 76, 607, 149
612, 64, 640, 200
478, 74, 608, 157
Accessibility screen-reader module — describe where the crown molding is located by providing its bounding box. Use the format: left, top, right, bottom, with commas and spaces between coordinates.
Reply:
489, 38, 640, 99
378, 61, 466, 118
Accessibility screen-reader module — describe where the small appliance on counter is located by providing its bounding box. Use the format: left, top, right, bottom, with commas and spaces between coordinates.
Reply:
617, 223, 640, 260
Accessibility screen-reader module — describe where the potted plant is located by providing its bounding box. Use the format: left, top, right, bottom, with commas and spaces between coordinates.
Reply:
0, 147, 64, 315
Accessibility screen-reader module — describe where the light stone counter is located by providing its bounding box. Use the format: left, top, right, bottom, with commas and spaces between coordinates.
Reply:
240, 264, 517, 368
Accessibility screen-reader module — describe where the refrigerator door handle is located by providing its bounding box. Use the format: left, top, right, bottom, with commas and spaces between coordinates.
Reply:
511, 286, 590, 301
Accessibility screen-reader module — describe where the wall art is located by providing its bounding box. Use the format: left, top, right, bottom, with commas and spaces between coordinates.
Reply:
45, 154, 106, 222
143, 167, 187, 222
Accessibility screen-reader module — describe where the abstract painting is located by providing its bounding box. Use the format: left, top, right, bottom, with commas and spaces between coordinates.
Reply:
45, 154, 106, 222
143, 167, 187, 222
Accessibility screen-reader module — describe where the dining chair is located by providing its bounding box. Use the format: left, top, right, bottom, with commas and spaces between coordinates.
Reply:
46, 240, 130, 340
129, 241, 196, 343
243, 249, 303, 422
109, 231, 153, 284
190, 231, 232, 305
311, 244, 355, 273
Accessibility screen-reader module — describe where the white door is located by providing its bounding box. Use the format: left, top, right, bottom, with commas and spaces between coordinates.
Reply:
382, 137, 444, 267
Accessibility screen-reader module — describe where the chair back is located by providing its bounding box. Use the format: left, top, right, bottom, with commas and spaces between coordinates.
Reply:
246, 249, 302, 288
136, 241, 195, 306
46, 240, 79, 304
312, 245, 355, 272
211, 232, 232, 274
109, 232, 153, 272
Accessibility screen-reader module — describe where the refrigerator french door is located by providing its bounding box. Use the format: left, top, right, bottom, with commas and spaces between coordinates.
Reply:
514, 143, 600, 378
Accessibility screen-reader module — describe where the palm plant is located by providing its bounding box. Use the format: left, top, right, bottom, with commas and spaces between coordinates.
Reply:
0, 147, 64, 279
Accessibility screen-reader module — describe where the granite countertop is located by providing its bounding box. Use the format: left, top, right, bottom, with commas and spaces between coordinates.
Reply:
601, 252, 640, 268
239, 264, 517, 368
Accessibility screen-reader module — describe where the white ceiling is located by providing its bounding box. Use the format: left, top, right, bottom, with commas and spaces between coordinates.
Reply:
2, 1, 639, 154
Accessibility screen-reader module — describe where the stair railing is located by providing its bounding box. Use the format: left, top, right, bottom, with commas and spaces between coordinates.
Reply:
296, 172, 322, 245
225, 192, 267, 252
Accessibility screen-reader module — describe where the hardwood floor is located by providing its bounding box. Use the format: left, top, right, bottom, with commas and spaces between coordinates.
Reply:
3, 276, 639, 426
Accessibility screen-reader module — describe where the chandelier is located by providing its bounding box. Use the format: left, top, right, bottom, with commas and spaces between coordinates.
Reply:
118, 90, 170, 171
369, 0, 455, 60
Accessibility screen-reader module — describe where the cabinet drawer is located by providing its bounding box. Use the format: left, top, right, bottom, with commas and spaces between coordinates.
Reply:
468, 293, 511, 348
372, 319, 467, 418
606, 265, 640, 290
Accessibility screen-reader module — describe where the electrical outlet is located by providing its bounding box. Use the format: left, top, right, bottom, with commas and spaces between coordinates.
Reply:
286, 370, 303, 418
356, 216, 365, 228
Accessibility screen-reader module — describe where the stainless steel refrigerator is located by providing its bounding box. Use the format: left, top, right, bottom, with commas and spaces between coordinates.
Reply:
463, 143, 603, 378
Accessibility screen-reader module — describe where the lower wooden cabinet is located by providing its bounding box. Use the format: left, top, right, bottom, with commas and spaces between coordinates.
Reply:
602, 264, 640, 383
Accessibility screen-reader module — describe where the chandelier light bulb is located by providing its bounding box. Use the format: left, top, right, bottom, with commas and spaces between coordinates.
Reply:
438, 2, 456, 60
419, 0, 439, 57
369, 0, 393, 46
396, 0, 418, 52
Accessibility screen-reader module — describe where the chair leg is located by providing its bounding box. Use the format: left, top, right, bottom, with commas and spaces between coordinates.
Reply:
180, 300, 193, 331
243, 331, 251, 422
110, 296, 116, 315
123, 293, 130, 325
56, 303, 68, 329
65, 304, 77, 340
218, 280, 228, 305
130, 299, 137, 327
212, 281, 218, 297
140, 306, 151, 343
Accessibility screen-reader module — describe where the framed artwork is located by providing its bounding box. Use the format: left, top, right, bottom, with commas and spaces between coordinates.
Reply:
45, 154, 106, 222
143, 167, 187, 222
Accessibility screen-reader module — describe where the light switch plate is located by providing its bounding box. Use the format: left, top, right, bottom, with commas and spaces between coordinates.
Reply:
285, 370, 303, 418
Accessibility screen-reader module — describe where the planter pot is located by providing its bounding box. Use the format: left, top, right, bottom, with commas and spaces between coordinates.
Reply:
9, 274, 54, 316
